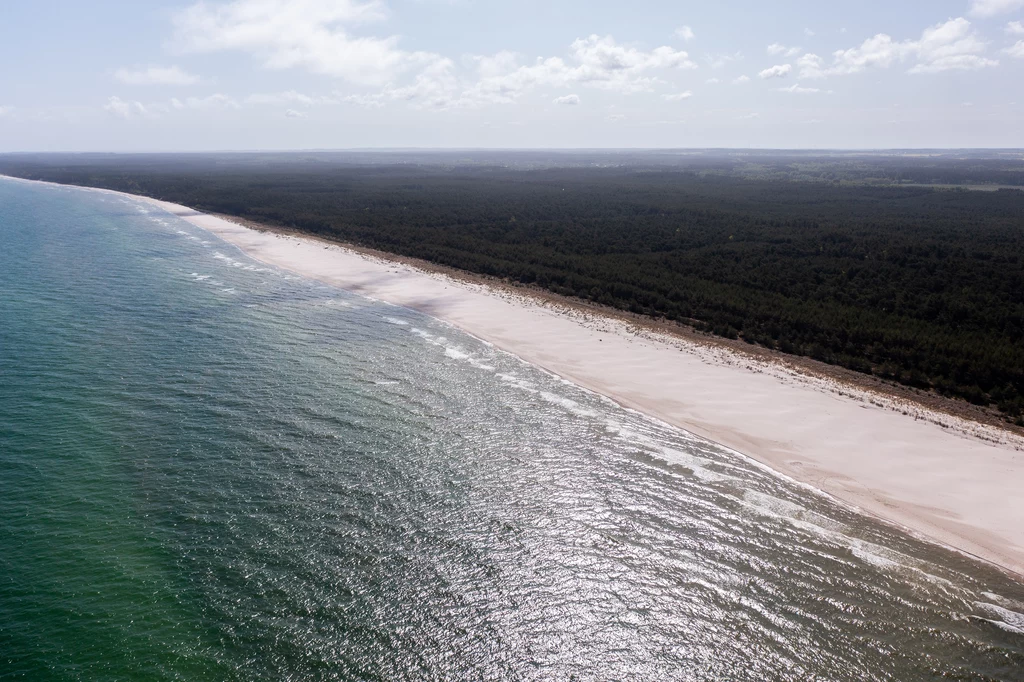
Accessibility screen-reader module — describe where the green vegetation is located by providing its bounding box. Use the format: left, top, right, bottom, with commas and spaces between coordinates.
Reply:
2, 152, 1022, 422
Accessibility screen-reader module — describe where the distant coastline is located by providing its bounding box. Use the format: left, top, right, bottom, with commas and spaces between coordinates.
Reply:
4, 173, 1024, 582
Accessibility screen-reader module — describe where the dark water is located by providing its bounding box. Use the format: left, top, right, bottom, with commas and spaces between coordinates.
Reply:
1, 178, 1022, 681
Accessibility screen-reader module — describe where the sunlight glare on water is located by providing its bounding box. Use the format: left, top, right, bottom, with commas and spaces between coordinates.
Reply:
1, 179, 1023, 681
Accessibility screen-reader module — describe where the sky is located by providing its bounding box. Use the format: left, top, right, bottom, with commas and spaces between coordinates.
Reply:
1, 0, 1024, 151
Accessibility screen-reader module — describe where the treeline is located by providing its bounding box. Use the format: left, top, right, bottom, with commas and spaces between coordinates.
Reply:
2, 153, 1022, 422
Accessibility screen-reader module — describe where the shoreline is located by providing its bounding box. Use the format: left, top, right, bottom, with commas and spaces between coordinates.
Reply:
219, 212, 1023, 445
6, 175, 1024, 580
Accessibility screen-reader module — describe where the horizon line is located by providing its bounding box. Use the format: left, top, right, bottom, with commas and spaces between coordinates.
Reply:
3, 147, 1024, 155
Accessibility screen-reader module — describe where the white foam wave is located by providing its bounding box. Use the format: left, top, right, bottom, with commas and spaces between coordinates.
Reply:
537, 391, 598, 418
411, 328, 496, 372
973, 602, 1024, 634
212, 251, 266, 272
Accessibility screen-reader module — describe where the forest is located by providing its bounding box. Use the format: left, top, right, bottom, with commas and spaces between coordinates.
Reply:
2, 152, 1022, 423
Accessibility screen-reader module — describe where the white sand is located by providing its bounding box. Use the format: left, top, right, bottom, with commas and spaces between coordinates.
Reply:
8, 177, 1024, 578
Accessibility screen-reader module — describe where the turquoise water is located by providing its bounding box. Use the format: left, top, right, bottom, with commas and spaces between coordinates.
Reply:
1, 178, 1023, 681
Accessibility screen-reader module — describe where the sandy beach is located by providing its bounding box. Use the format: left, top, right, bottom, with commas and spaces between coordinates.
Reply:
8, 176, 1024, 579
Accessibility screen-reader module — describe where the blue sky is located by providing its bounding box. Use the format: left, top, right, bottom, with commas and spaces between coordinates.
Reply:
1, 0, 1023, 150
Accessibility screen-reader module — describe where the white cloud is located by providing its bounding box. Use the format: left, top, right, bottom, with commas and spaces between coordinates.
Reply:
284, 108, 307, 118
472, 51, 519, 78
734, 112, 759, 120
828, 18, 998, 75
173, 93, 240, 110
675, 26, 695, 41
202, 26, 688, 112
344, 93, 385, 108
380, 57, 459, 109
768, 43, 801, 57
607, 113, 626, 121
459, 35, 698, 107
553, 93, 580, 105
245, 90, 341, 107
1006, 40, 1024, 57
732, 74, 750, 84
103, 96, 147, 118
777, 83, 832, 94
704, 51, 743, 68
797, 53, 826, 79
829, 34, 907, 74
1007, 20, 1024, 34
759, 63, 792, 79
804, 28, 816, 37
706, 77, 721, 84
968, 0, 1024, 17
114, 65, 200, 86
247, 91, 310, 105
0, 105, 11, 117
567, 35, 698, 83
909, 18, 998, 73
663, 90, 693, 101
172, 0, 444, 86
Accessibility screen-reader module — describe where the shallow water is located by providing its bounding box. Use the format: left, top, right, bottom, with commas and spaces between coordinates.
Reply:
1, 179, 1022, 681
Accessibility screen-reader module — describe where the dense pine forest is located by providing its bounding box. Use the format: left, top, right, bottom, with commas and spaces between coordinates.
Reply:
2, 152, 1022, 423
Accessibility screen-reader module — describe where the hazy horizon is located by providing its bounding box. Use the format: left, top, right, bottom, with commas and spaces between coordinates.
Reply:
3, 0, 1024, 151
3, 147, 1024, 155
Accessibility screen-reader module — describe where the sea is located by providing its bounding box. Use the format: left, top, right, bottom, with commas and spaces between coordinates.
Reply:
1, 177, 1022, 681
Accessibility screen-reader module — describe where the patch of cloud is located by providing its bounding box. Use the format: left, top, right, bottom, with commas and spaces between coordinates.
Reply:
344, 93, 386, 108
172, 0, 445, 86
171, 4, 699, 112
0, 105, 12, 117
826, 17, 998, 75
456, 35, 698, 108
1006, 40, 1024, 57
829, 34, 905, 74
379, 57, 459, 109
734, 112, 759, 120
284, 108, 307, 118
759, 63, 792, 79
170, 93, 240, 110
103, 96, 147, 118
1007, 21, 1024, 34
777, 83, 832, 94
704, 51, 743, 68
732, 74, 750, 84
246, 90, 332, 106
909, 18, 998, 73
797, 53, 826, 79
663, 90, 693, 101
114, 65, 200, 86
968, 0, 1024, 18
768, 43, 801, 57
706, 77, 720, 84
606, 113, 626, 121
676, 26, 695, 41
553, 93, 580, 105
804, 28, 816, 37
